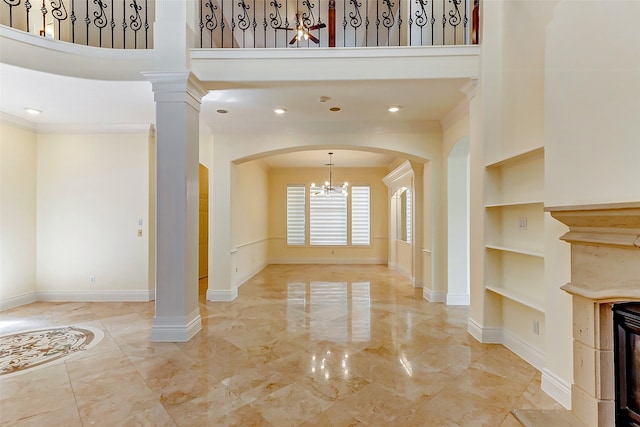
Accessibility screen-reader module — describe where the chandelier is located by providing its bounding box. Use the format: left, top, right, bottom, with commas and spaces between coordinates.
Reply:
311, 152, 348, 197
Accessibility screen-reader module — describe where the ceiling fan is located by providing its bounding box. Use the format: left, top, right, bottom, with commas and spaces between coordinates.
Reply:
277, 14, 326, 45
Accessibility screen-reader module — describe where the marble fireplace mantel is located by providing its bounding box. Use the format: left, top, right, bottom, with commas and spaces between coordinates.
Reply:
547, 202, 640, 427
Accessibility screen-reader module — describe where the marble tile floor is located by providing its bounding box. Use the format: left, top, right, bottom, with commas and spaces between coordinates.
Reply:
0, 265, 566, 426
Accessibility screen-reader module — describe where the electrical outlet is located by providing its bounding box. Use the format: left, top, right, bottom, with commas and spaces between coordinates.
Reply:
137, 229, 143, 237
519, 217, 527, 230
89, 276, 96, 285
532, 320, 539, 335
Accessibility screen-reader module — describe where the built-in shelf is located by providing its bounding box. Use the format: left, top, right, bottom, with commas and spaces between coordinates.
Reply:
485, 200, 544, 208
485, 284, 545, 313
485, 146, 544, 169
483, 144, 546, 352
485, 245, 544, 258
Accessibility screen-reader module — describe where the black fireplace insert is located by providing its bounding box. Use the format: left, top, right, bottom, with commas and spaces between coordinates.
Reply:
613, 303, 640, 427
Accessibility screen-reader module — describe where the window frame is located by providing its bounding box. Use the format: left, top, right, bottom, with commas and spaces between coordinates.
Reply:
285, 183, 372, 248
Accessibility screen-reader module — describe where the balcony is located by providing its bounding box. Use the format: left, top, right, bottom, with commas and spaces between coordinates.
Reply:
0, 0, 154, 49
199, 0, 478, 48
1, 0, 477, 50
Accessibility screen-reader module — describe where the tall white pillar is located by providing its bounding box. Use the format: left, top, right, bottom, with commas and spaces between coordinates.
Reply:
206, 155, 235, 301
145, 72, 206, 342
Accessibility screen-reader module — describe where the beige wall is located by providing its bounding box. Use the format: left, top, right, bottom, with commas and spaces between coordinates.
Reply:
0, 121, 37, 309
36, 132, 151, 296
231, 159, 269, 285
542, 0, 640, 402
545, 0, 640, 206
268, 166, 388, 264
441, 107, 471, 302
478, 0, 578, 406
395, 240, 412, 278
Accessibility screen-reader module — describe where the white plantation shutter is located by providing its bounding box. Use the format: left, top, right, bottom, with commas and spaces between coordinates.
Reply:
287, 185, 306, 245
351, 186, 370, 245
310, 193, 347, 245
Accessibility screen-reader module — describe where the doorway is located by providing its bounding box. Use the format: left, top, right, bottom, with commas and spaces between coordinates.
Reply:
199, 163, 209, 279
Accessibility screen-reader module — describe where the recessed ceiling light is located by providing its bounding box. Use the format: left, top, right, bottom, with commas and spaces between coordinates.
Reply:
25, 108, 42, 115
329, 107, 341, 112
274, 108, 287, 115
388, 106, 400, 113
216, 109, 228, 114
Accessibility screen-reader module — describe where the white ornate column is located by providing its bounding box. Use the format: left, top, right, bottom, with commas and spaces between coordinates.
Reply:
145, 72, 206, 342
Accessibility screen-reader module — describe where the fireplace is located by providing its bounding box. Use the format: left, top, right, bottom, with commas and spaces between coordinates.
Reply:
613, 303, 640, 426
549, 202, 640, 427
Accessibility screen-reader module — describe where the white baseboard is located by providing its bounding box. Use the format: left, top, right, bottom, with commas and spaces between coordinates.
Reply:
446, 293, 470, 306
268, 258, 387, 265
236, 263, 267, 288
412, 277, 423, 288
0, 292, 37, 312
467, 318, 483, 341
468, 320, 554, 401
206, 287, 238, 302
541, 368, 572, 409
150, 309, 202, 342
467, 318, 502, 343
502, 329, 546, 372
36, 290, 154, 302
423, 288, 446, 303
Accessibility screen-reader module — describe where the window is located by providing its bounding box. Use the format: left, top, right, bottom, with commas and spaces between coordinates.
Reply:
287, 184, 371, 246
287, 185, 305, 245
310, 192, 347, 245
351, 186, 370, 245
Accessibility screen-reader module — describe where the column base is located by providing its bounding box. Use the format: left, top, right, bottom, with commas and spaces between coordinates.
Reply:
150, 308, 202, 342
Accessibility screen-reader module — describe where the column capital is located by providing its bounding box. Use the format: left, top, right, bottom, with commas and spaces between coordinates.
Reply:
142, 71, 208, 110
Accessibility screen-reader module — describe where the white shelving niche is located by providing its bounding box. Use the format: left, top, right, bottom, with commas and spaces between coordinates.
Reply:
483, 147, 546, 362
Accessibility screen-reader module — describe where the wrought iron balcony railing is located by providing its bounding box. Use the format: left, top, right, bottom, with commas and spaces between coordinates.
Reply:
1, 0, 478, 50
199, 0, 479, 48
1, 0, 153, 48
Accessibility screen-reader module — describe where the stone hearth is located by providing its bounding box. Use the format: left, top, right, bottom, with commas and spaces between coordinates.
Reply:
548, 202, 640, 427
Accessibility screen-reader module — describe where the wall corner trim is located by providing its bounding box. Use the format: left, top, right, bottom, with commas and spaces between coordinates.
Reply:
423, 288, 446, 303
35, 290, 153, 302
467, 318, 501, 343
541, 368, 572, 410
0, 292, 38, 312
502, 329, 545, 371
446, 293, 470, 306
206, 288, 238, 302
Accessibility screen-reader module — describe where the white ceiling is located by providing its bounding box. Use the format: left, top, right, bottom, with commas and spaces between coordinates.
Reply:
0, 62, 468, 167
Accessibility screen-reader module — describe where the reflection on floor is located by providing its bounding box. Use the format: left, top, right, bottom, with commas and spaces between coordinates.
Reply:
0, 265, 565, 426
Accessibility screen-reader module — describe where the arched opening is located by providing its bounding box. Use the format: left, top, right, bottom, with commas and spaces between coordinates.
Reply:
446, 137, 470, 305
203, 143, 431, 300
383, 160, 422, 286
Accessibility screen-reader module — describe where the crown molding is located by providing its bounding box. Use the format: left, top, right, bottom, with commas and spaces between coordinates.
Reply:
0, 112, 38, 130
35, 123, 153, 134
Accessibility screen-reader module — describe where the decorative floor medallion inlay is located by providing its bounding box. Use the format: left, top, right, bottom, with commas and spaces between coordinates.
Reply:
0, 326, 104, 378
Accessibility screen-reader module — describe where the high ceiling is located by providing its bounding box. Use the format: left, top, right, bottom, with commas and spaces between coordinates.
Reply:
0, 62, 468, 167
